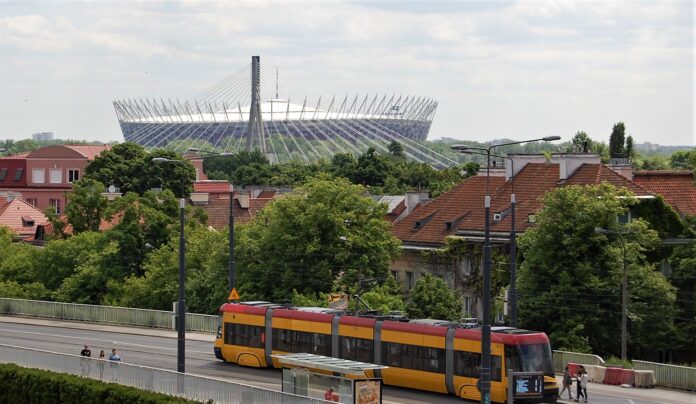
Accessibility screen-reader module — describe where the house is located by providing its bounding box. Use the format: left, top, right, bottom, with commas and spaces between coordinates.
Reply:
0, 196, 49, 240
0, 144, 110, 214
632, 170, 696, 217
390, 153, 654, 318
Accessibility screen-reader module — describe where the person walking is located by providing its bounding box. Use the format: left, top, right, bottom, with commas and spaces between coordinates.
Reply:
108, 348, 122, 381
575, 369, 587, 402
579, 369, 589, 402
79, 344, 92, 376
560, 366, 573, 400
97, 350, 106, 380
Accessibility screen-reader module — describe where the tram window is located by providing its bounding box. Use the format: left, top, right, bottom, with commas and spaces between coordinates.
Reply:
271, 328, 331, 356
339, 336, 374, 363
224, 323, 264, 348
382, 342, 445, 373
454, 350, 502, 381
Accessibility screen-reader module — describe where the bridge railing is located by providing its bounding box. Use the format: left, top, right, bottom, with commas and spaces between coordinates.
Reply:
633, 360, 696, 391
0, 298, 218, 334
552, 350, 605, 372
0, 343, 322, 403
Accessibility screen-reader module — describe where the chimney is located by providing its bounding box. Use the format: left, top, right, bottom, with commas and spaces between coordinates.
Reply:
551, 153, 601, 180
405, 191, 429, 215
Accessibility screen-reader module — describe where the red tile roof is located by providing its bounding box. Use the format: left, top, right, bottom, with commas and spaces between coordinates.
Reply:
633, 170, 696, 216
0, 153, 30, 160
63, 145, 111, 160
392, 162, 657, 246
193, 181, 231, 193
198, 194, 275, 229
0, 197, 49, 237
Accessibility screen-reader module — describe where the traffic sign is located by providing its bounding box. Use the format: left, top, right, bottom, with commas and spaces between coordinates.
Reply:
228, 288, 240, 301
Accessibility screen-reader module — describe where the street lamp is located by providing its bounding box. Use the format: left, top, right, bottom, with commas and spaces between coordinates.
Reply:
152, 157, 188, 374
456, 149, 518, 327
186, 148, 237, 298
594, 226, 629, 361
451, 136, 560, 404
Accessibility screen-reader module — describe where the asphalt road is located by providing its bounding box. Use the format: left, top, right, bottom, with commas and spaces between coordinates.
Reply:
0, 319, 693, 404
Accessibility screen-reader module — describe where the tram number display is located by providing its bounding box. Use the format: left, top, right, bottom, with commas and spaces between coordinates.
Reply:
512, 372, 544, 398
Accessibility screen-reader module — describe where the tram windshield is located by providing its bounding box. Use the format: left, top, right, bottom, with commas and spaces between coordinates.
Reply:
505, 343, 554, 377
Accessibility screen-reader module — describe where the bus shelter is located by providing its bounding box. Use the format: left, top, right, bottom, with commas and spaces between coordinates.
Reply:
272, 353, 387, 404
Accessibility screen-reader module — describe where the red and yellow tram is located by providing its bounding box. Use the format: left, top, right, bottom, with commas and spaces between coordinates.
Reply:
214, 302, 558, 403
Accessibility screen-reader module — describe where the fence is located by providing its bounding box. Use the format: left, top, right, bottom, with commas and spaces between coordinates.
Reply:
0, 343, 324, 403
552, 350, 605, 372
0, 298, 218, 334
634, 360, 696, 391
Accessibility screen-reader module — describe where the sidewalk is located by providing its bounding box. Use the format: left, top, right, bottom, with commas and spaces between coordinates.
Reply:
555, 375, 696, 404
0, 315, 216, 343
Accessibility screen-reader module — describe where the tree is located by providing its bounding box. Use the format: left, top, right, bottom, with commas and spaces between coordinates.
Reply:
569, 131, 593, 153
406, 274, 462, 321
388, 141, 404, 158
517, 184, 676, 357
625, 135, 634, 160
609, 122, 626, 158
237, 176, 401, 301
65, 179, 107, 234
85, 142, 195, 197
669, 149, 696, 170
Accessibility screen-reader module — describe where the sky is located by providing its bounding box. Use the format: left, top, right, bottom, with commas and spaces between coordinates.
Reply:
0, 0, 694, 146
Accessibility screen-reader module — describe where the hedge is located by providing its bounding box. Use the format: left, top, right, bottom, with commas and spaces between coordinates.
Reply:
0, 363, 203, 404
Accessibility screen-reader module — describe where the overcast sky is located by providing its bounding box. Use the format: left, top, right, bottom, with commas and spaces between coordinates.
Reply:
0, 0, 693, 146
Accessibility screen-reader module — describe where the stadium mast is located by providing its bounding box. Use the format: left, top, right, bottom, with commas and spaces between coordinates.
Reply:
245, 55, 266, 153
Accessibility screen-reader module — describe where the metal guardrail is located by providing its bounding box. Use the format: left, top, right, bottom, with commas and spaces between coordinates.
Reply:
634, 360, 696, 391
0, 298, 219, 334
0, 343, 324, 403
552, 350, 605, 372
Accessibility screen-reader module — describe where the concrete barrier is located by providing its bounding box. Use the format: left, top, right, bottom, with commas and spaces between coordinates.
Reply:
634, 370, 656, 388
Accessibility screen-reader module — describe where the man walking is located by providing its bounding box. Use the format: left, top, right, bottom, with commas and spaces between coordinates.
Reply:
79, 344, 92, 376
559, 365, 573, 400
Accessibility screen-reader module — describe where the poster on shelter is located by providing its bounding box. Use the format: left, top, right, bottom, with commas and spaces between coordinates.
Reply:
354, 380, 380, 404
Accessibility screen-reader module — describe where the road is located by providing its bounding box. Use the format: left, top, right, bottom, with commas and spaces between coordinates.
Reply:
0, 317, 693, 404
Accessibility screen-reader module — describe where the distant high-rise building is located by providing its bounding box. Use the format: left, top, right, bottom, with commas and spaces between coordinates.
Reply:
32, 132, 54, 142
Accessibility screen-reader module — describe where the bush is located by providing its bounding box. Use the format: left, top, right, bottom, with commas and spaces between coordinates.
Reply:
0, 363, 200, 403
604, 356, 633, 369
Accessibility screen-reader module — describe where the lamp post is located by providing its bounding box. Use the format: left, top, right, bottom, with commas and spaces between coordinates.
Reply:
152, 157, 188, 373
186, 148, 237, 297
452, 136, 560, 404
595, 226, 628, 361
456, 150, 518, 327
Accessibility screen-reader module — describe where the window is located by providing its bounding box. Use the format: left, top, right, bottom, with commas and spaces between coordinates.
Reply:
463, 296, 472, 317
49, 198, 61, 214
381, 342, 446, 373
26, 198, 37, 207
406, 272, 414, 290
461, 257, 472, 275
0, 168, 7, 181
49, 168, 62, 184
527, 214, 536, 224
339, 336, 374, 363
224, 323, 264, 348
272, 328, 331, 356
21, 216, 35, 227
391, 271, 399, 281
504, 344, 554, 378
68, 169, 79, 183
32, 168, 45, 184
14, 168, 24, 181
617, 211, 632, 224
454, 350, 502, 381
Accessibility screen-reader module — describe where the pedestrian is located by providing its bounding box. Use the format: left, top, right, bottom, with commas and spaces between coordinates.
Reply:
575, 369, 587, 402
97, 350, 106, 380
79, 344, 92, 376
108, 348, 122, 362
559, 365, 573, 400
109, 348, 122, 381
579, 369, 589, 402
324, 387, 339, 402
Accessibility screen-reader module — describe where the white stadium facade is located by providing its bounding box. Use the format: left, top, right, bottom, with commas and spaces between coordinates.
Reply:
114, 56, 456, 168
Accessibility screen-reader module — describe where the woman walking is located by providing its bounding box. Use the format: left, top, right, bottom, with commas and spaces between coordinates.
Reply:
560, 366, 573, 400
575, 368, 588, 402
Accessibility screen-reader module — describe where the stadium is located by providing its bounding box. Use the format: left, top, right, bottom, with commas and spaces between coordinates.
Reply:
113, 56, 456, 168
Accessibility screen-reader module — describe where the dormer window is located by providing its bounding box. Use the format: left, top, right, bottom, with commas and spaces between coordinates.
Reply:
528, 213, 536, 224
21, 216, 35, 227
445, 221, 453, 230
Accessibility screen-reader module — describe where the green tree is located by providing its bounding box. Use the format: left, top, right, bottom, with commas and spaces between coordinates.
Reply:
406, 274, 462, 321
669, 149, 696, 170
85, 143, 195, 197
65, 179, 107, 234
388, 141, 404, 158
625, 135, 635, 160
349, 277, 405, 315
609, 122, 626, 158
517, 184, 676, 357
237, 176, 401, 301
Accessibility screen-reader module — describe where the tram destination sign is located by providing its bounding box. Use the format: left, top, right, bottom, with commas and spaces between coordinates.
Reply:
511, 371, 544, 398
